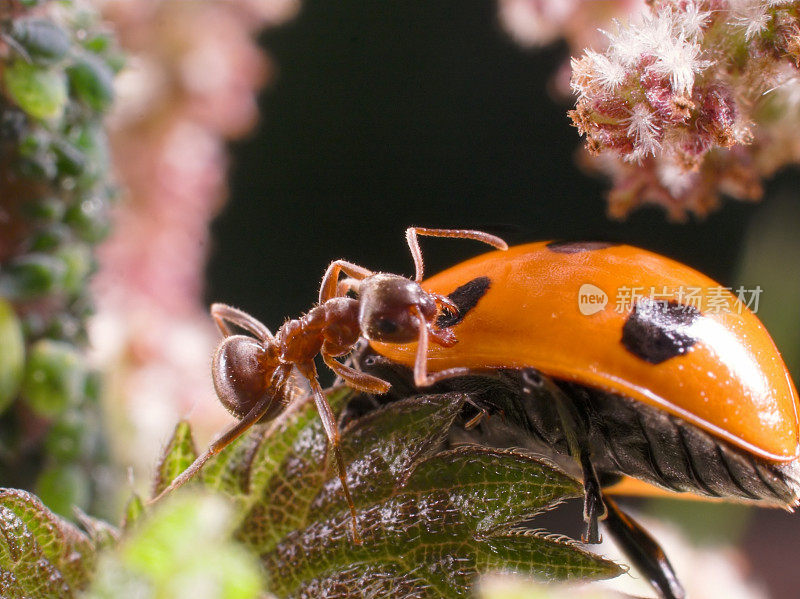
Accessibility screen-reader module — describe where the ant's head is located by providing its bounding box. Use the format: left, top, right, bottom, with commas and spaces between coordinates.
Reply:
357, 273, 453, 343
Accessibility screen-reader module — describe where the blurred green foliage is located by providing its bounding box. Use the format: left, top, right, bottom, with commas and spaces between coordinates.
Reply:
85, 493, 265, 599
156, 388, 621, 597
0, 488, 99, 597
0, 0, 121, 514
0, 386, 623, 598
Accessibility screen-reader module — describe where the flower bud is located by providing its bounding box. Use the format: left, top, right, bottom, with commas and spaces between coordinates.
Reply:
9, 18, 71, 63
21, 339, 86, 417
0, 300, 25, 413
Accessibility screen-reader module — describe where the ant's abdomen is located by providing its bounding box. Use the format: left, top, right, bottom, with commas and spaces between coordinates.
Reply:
213, 335, 274, 419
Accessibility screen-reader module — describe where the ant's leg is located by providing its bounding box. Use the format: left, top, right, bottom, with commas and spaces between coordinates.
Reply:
405, 227, 508, 282
298, 361, 362, 544
604, 496, 686, 599
319, 260, 373, 304
149, 365, 292, 504
410, 307, 472, 387
211, 303, 273, 341
322, 351, 391, 394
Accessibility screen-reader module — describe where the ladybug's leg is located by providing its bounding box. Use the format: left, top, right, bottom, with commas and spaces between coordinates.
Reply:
545, 374, 607, 543
578, 451, 605, 544
461, 395, 490, 429
603, 496, 685, 599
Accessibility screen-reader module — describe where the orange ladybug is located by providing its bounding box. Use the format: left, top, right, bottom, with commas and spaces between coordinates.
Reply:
364, 239, 800, 599
164, 227, 796, 599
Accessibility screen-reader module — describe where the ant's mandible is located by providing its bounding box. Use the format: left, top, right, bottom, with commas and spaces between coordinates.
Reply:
150, 227, 508, 542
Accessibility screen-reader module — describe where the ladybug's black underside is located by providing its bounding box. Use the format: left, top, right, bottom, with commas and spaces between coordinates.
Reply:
354, 354, 800, 509
351, 352, 800, 599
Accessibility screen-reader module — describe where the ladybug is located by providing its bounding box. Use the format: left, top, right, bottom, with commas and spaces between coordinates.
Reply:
363, 239, 800, 599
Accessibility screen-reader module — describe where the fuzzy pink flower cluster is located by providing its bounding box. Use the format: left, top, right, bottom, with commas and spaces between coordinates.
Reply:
569, 1, 800, 218
499, 0, 643, 49
499, 0, 645, 95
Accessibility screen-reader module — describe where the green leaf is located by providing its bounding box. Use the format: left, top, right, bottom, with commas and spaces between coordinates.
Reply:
0, 299, 25, 413
3, 60, 68, 120
158, 389, 621, 598
152, 420, 197, 497
0, 488, 96, 598
479, 575, 622, 598
73, 508, 119, 551
258, 441, 617, 597
402, 446, 582, 533
298, 393, 466, 526
197, 386, 352, 533
122, 493, 145, 531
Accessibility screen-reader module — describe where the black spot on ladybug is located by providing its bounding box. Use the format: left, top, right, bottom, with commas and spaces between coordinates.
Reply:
622, 298, 701, 364
437, 276, 491, 328
546, 240, 621, 254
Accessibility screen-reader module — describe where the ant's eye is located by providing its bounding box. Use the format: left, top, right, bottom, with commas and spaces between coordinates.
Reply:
375, 318, 398, 335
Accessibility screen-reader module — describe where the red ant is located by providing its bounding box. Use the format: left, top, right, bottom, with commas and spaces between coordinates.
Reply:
151, 227, 507, 542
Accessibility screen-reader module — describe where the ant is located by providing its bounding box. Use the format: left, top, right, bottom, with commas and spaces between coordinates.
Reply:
150, 227, 507, 542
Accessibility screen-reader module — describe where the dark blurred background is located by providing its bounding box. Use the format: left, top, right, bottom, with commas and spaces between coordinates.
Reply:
206, 1, 800, 596
207, 0, 772, 321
